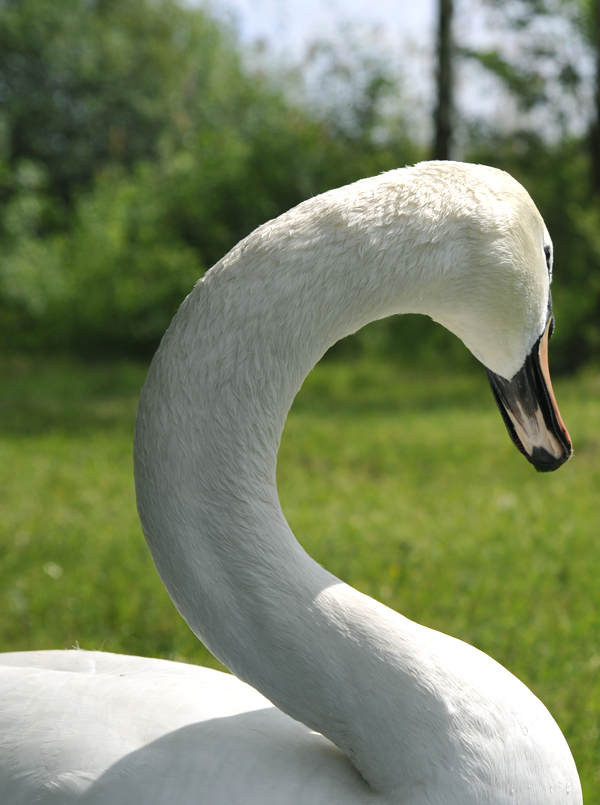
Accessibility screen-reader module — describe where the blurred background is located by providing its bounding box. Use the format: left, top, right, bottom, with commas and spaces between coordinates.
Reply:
1, 0, 600, 800
1, 0, 599, 366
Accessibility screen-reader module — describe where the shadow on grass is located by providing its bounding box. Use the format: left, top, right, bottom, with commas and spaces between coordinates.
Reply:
0, 357, 149, 437
0, 356, 498, 437
293, 360, 493, 417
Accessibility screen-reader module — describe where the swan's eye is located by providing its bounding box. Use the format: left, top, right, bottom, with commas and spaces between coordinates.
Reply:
549, 315, 555, 339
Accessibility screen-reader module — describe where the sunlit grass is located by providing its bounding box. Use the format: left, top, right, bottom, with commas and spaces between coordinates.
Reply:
0, 356, 598, 799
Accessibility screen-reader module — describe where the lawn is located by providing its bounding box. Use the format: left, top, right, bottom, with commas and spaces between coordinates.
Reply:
0, 356, 599, 800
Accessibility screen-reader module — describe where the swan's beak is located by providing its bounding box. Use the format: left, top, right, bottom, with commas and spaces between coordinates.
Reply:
486, 318, 572, 473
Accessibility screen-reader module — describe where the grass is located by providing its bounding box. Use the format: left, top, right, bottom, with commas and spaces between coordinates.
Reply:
1, 355, 599, 800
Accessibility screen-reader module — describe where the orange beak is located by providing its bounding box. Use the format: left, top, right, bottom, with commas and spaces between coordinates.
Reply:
486, 318, 572, 473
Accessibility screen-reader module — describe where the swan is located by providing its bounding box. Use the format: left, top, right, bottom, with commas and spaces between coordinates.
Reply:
0, 161, 581, 805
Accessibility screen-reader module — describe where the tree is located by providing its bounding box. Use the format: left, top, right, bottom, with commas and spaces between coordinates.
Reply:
433, 0, 455, 160
588, 0, 600, 194
0, 0, 421, 356
0, 0, 251, 207
462, 0, 588, 140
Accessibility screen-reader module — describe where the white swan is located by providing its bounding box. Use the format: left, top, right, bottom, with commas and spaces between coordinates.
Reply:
0, 161, 581, 805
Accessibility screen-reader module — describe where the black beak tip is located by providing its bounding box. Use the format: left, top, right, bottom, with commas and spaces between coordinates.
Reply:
530, 446, 572, 474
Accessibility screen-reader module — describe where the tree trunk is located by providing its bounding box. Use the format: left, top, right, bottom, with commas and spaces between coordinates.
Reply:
590, 0, 600, 195
433, 0, 454, 160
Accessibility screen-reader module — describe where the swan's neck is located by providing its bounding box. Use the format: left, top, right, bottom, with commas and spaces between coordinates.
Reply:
134, 190, 440, 790
133, 177, 560, 796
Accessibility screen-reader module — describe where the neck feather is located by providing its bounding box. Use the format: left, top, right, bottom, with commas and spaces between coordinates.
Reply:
133, 174, 572, 798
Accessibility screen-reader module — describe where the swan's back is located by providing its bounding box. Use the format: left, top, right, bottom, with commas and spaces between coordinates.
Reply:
0, 651, 374, 805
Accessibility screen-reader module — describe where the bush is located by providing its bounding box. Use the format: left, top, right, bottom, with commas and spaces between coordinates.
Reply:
0, 165, 201, 355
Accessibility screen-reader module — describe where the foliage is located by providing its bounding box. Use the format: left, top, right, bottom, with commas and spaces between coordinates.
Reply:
461, 47, 548, 110
299, 25, 405, 144
0, 0, 420, 356
0, 0, 598, 367
0, 0, 251, 202
0, 0, 260, 352
461, 0, 590, 138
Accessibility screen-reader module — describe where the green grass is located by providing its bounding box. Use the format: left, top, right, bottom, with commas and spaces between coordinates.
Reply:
1, 356, 599, 800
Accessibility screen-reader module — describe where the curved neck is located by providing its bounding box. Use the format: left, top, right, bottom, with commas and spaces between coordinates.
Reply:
133, 188, 443, 791
132, 174, 535, 796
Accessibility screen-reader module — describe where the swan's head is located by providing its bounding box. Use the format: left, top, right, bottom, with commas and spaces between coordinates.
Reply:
394, 162, 572, 472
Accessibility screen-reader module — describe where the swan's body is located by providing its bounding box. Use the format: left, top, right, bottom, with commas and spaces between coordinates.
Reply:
0, 162, 581, 804
0, 651, 373, 804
